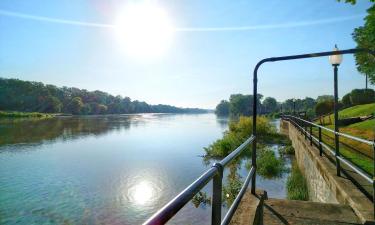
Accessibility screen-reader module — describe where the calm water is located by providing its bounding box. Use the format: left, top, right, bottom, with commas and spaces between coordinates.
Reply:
0, 114, 290, 225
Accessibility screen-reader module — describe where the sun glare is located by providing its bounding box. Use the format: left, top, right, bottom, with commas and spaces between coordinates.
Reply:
114, 3, 174, 58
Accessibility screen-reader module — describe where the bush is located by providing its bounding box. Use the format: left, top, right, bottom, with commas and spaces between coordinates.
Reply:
257, 148, 285, 178
350, 89, 375, 106
204, 116, 279, 157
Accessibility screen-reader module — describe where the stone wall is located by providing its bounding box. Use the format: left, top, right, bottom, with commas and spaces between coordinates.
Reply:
280, 119, 374, 224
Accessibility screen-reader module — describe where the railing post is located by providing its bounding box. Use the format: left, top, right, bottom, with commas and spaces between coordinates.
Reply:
333, 65, 341, 177
310, 125, 313, 146
373, 142, 375, 218
304, 121, 307, 140
212, 163, 223, 225
319, 127, 322, 156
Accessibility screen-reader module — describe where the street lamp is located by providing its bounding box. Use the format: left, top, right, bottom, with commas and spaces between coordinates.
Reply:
329, 44, 343, 176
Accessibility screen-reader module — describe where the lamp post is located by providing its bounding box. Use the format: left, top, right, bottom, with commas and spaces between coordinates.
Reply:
329, 44, 343, 176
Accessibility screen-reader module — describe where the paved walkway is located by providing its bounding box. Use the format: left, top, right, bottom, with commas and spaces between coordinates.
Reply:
263, 198, 361, 225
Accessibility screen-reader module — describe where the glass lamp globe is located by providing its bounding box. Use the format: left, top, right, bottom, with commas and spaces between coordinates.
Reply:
329, 45, 343, 65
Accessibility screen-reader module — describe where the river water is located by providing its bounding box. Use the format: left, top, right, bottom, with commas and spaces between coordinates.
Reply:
0, 114, 291, 225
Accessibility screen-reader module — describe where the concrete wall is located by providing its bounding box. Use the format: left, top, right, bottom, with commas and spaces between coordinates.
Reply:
280, 119, 374, 224
281, 120, 338, 203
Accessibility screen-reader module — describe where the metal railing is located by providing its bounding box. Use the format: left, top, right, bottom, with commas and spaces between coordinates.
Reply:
142, 135, 256, 225
282, 115, 374, 206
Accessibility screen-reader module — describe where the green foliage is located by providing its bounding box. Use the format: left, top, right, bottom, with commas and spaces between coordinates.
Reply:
315, 100, 334, 117
262, 97, 277, 113
215, 100, 230, 116
337, 0, 375, 5
257, 148, 285, 178
316, 95, 334, 103
287, 162, 309, 201
191, 191, 211, 208
348, 89, 375, 106
204, 116, 284, 158
342, 92, 352, 107
0, 111, 53, 118
352, 4, 375, 84
68, 97, 84, 115
0, 78, 207, 115
279, 144, 295, 155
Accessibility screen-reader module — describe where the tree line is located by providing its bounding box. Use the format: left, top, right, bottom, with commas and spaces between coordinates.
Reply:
0, 78, 207, 115
215, 88, 375, 118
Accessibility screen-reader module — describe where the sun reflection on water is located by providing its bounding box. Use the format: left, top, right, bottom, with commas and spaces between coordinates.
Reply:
129, 181, 155, 205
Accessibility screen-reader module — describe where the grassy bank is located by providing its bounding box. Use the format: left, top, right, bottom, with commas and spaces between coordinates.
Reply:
312, 103, 374, 175
0, 111, 54, 118
287, 162, 309, 201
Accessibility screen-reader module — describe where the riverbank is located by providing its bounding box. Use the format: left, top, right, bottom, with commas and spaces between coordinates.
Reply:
0, 111, 55, 118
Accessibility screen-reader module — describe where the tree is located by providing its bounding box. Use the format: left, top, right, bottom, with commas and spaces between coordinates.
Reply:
262, 97, 277, 113
315, 100, 334, 125
337, 0, 374, 5
352, 4, 375, 85
41, 96, 62, 113
316, 95, 334, 103
215, 100, 230, 116
68, 97, 84, 115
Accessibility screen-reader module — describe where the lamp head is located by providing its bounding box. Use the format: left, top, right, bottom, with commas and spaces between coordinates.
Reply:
329, 44, 343, 66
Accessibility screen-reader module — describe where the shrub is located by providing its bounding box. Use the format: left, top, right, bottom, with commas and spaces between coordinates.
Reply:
350, 89, 375, 106
257, 148, 285, 178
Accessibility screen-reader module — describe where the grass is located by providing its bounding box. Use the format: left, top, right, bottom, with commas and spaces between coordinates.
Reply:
348, 119, 375, 131
0, 111, 54, 118
311, 128, 373, 175
287, 162, 309, 201
320, 103, 375, 124
313, 103, 374, 175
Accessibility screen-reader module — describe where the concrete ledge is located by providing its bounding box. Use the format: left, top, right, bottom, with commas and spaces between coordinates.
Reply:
229, 190, 267, 225
281, 119, 374, 224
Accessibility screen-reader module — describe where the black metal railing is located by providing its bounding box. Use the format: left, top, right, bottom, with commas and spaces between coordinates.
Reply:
142, 135, 256, 225
143, 48, 375, 225
282, 115, 374, 206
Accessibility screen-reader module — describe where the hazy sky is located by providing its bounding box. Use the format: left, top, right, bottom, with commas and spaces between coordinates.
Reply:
0, 0, 374, 109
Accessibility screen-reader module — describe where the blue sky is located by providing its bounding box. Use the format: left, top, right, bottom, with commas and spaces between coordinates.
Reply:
0, 0, 374, 109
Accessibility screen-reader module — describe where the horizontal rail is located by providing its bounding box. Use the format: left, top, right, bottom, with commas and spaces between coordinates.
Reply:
220, 135, 256, 166
283, 115, 373, 184
142, 135, 256, 225
285, 115, 374, 146
143, 167, 218, 225
221, 166, 255, 225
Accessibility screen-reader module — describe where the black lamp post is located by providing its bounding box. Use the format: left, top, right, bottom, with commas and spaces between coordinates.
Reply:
329, 45, 343, 176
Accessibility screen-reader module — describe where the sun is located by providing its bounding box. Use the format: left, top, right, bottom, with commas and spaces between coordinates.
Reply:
114, 2, 174, 58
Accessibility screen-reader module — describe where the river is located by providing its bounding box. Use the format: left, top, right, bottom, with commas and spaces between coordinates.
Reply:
0, 114, 291, 225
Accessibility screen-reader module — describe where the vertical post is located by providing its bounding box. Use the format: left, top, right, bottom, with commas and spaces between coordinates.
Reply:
212, 163, 223, 225
319, 127, 322, 156
310, 125, 313, 146
333, 65, 341, 176
252, 64, 260, 194
372, 140, 375, 217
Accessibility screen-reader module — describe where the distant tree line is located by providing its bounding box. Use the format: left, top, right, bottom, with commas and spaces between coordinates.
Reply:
0, 78, 207, 115
215, 89, 375, 119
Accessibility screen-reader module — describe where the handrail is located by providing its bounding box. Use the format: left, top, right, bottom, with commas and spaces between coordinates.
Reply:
283, 115, 374, 183
142, 135, 256, 225
284, 115, 373, 184
285, 115, 374, 146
